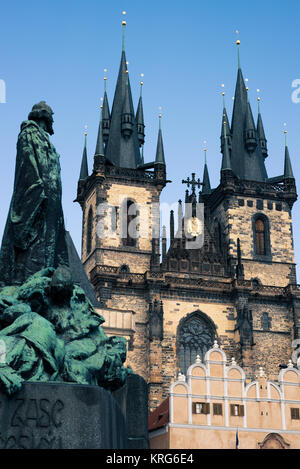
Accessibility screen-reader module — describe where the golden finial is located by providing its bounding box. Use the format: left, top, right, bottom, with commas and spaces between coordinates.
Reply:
235, 30, 241, 68
284, 122, 288, 145
203, 141, 207, 164
257, 89, 261, 111
158, 106, 162, 129
221, 84, 226, 107
100, 96, 103, 110
84, 125, 88, 136
103, 69, 108, 91
140, 74, 144, 97
122, 12, 126, 51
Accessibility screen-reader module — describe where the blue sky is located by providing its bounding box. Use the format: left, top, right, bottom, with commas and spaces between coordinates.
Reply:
0, 0, 300, 276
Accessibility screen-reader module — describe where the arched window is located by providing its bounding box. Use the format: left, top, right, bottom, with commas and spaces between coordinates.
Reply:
122, 200, 137, 247
253, 214, 271, 258
177, 312, 216, 375
86, 207, 93, 255
255, 218, 265, 255
262, 312, 270, 331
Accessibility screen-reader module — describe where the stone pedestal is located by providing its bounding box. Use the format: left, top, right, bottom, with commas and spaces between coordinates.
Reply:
113, 374, 149, 449
0, 382, 126, 449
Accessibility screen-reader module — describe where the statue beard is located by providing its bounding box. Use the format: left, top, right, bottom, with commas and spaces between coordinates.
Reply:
46, 119, 54, 135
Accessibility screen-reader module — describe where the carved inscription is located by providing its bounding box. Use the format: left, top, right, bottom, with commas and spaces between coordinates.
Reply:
0, 398, 65, 449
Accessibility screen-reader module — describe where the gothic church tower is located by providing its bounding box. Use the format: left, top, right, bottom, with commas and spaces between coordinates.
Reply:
76, 26, 300, 412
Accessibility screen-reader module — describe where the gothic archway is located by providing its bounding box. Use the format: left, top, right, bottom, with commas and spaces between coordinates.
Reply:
177, 311, 216, 375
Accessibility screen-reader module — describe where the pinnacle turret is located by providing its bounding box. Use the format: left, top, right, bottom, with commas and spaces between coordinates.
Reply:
102, 91, 110, 144
284, 133, 294, 179
155, 115, 166, 165
79, 130, 88, 180
257, 100, 268, 158
136, 82, 145, 147
221, 106, 232, 153
95, 107, 105, 157
202, 149, 211, 195
244, 101, 257, 152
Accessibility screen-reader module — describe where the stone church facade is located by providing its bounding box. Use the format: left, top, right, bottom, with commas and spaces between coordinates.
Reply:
76, 26, 300, 412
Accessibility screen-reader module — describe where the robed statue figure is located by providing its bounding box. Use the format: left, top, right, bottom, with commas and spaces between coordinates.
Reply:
0, 102, 129, 396
0, 101, 68, 285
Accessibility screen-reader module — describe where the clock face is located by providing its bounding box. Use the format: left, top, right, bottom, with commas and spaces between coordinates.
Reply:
187, 217, 203, 237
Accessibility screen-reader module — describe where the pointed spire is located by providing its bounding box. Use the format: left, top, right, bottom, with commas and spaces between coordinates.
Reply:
95, 105, 105, 157
221, 121, 232, 171
220, 88, 232, 153
136, 75, 145, 147
102, 91, 110, 144
256, 94, 268, 158
244, 101, 257, 152
155, 113, 166, 164
170, 210, 174, 243
104, 16, 142, 169
284, 129, 294, 179
79, 126, 89, 180
202, 147, 211, 195
121, 73, 134, 138
229, 38, 268, 182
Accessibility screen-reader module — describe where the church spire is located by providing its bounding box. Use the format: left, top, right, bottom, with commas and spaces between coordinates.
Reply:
284, 129, 294, 179
202, 147, 211, 194
155, 113, 166, 164
230, 39, 268, 182
79, 126, 89, 180
95, 104, 105, 157
244, 101, 257, 152
256, 94, 268, 158
136, 76, 145, 147
102, 73, 111, 144
221, 120, 232, 172
121, 72, 134, 138
220, 87, 232, 153
104, 14, 142, 169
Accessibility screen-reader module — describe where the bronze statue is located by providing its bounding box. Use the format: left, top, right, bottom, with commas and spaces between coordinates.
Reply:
0, 103, 129, 395
0, 102, 68, 286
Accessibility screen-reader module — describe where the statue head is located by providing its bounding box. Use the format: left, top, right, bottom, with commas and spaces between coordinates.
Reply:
28, 101, 54, 135
50, 265, 74, 305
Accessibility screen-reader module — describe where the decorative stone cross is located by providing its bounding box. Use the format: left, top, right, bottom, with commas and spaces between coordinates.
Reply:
182, 173, 202, 195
